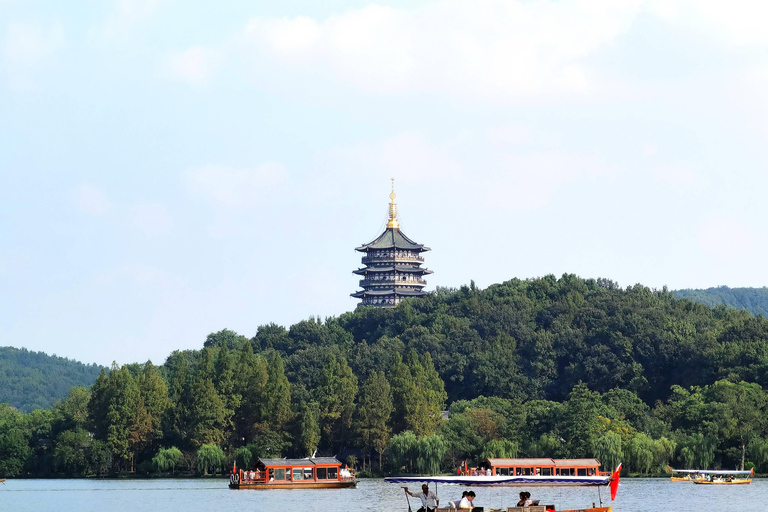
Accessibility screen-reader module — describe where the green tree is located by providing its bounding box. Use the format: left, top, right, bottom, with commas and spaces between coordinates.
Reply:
315, 354, 358, 451
152, 447, 183, 474
263, 352, 292, 430
356, 370, 393, 470
594, 431, 622, 473
196, 444, 226, 475
300, 402, 321, 457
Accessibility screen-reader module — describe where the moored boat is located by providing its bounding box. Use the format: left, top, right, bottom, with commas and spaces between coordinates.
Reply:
229, 457, 356, 489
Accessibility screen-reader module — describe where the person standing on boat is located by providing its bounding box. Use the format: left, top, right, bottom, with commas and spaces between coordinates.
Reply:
405, 484, 439, 512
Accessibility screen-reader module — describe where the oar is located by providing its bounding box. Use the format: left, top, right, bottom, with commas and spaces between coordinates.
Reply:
403, 487, 413, 512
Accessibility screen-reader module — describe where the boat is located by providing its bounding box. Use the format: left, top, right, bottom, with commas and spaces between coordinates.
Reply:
667, 467, 705, 482
229, 457, 356, 489
668, 467, 752, 485
386, 458, 612, 487
390, 464, 621, 512
692, 469, 753, 485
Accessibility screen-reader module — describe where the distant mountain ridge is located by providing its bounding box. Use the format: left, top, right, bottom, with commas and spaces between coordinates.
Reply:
0, 346, 103, 412
673, 286, 768, 317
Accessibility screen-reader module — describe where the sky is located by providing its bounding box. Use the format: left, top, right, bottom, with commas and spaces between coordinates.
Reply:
2, 0, 768, 366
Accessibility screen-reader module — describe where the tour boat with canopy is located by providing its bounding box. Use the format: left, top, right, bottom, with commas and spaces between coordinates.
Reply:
229, 457, 356, 489
667, 467, 753, 484
388, 464, 622, 512
386, 459, 612, 487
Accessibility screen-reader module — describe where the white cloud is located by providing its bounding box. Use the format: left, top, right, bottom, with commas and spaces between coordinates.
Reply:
647, 0, 768, 47
131, 204, 173, 236
75, 184, 112, 216
180, 0, 642, 101
97, 0, 162, 40
168, 46, 220, 85
186, 163, 288, 208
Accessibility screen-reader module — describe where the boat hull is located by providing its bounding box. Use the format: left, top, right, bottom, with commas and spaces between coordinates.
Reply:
229, 480, 356, 490
693, 480, 751, 485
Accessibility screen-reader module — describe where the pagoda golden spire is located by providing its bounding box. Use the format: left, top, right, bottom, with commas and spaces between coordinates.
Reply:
387, 178, 399, 229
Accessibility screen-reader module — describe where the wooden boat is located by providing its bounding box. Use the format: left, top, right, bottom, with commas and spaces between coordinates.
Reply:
229, 457, 356, 489
387, 458, 611, 487
668, 467, 752, 485
396, 464, 621, 512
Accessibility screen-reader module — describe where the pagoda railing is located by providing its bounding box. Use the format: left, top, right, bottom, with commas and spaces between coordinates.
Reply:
362, 255, 424, 265
359, 278, 427, 287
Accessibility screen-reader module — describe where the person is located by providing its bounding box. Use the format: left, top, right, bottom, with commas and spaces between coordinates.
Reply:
459, 490, 475, 509
405, 484, 439, 512
517, 492, 533, 507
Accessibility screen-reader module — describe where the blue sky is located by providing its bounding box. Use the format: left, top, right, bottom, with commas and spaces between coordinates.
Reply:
3, 0, 768, 366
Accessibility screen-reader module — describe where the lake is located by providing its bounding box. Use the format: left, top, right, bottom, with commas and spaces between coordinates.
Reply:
1, 477, 766, 512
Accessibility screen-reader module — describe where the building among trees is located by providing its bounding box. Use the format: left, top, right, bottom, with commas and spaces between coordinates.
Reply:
351, 180, 433, 307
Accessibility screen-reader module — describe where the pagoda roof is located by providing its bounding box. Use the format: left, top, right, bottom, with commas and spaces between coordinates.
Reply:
353, 266, 433, 275
356, 227, 430, 252
351, 289, 428, 298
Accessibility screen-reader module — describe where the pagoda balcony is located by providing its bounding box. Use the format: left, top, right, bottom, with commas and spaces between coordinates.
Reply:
362, 255, 424, 265
359, 278, 427, 287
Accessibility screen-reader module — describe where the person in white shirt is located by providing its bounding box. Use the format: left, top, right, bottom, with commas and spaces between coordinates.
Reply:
405, 484, 439, 512
459, 490, 475, 509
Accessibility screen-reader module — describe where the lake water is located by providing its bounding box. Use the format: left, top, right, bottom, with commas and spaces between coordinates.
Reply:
1, 477, 766, 512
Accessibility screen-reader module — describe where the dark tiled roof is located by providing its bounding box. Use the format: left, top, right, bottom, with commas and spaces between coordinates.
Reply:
353, 266, 432, 274
356, 227, 430, 251
258, 457, 341, 467
350, 289, 428, 298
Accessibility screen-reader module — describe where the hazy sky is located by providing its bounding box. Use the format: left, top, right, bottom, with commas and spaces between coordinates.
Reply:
3, 0, 768, 366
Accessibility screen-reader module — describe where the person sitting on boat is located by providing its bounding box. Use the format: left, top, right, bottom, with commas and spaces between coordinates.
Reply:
459, 491, 475, 509
405, 485, 439, 512
516, 492, 533, 506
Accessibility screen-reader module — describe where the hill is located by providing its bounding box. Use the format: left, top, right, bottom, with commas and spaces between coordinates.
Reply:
0, 346, 103, 412
673, 286, 768, 317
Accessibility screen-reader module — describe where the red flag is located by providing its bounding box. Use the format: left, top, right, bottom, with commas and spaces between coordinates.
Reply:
232, 462, 236, 474
610, 464, 622, 501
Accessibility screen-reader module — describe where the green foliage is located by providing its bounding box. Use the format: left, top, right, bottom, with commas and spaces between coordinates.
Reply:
673, 286, 768, 317
152, 446, 183, 473
0, 347, 102, 413
196, 444, 225, 475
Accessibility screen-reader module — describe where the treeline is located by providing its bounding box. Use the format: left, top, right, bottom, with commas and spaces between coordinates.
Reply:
4, 274, 768, 478
673, 286, 768, 317
0, 347, 103, 412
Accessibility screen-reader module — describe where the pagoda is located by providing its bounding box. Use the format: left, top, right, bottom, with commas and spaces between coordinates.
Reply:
351, 180, 433, 307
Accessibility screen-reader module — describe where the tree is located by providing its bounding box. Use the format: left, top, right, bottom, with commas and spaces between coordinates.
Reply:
315, 354, 358, 451
416, 434, 447, 474
388, 430, 418, 473
152, 447, 183, 474
263, 352, 292, 431
356, 371, 393, 470
300, 402, 321, 457
594, 432, 622, 473
0, 404, 31, 477
196, 444, 225, 475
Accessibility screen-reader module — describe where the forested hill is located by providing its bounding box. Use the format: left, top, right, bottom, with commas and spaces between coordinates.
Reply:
6, 274, 768, 478
673, 286, 768, 317
0, 347, 103, 412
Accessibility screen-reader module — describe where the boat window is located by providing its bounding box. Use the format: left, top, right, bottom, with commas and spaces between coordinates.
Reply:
286, 468, 292, 480
328, 467, 338, 479
274, 468, 285, 480
577, 468, 587, 476
499, 468, 509, 476
304, 468, 313, 480
541, 468, 552, 476
316, 468, 327, 479
293, 468, 303, 480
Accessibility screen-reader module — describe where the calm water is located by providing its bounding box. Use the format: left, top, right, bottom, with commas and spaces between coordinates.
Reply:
1, 478, 766, 512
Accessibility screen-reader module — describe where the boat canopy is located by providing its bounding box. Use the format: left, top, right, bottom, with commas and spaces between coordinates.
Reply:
668, 468, 752, 475
384, 474, 613, 486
